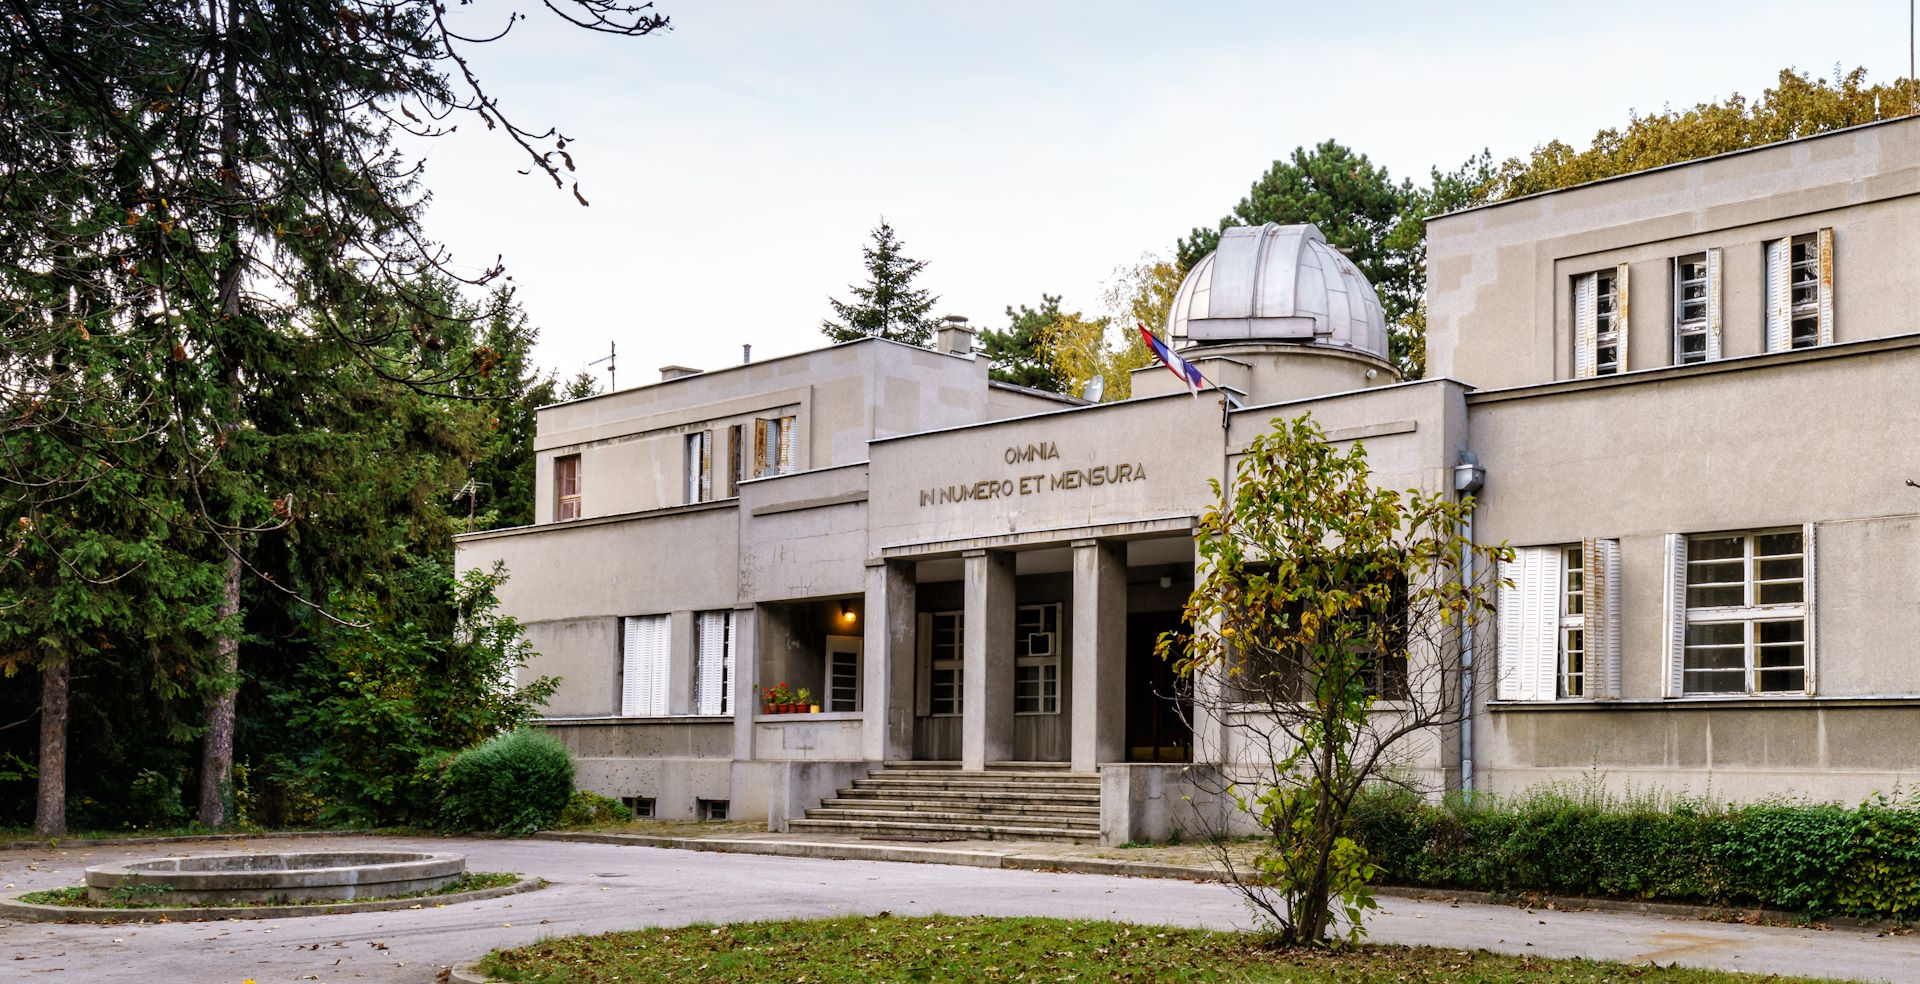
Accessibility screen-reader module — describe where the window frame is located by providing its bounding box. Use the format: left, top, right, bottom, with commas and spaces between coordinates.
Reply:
1572, 264, 1630, 378
926, 610, 964, 717
1013, 603, 1062, 716
685, 430, 713, 504
1670, 251, 1719, 366
1678, 528, 1811, 697
555, 454, 582, 522
1558, 544, 1586, 698
620, 613, 672, 717
825, 635, 863, 713
1766, 229, 1833, 353
693, 610, 735, 716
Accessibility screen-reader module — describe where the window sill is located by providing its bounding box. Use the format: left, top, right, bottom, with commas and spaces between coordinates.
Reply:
1488, 695, 1920, 711
754, 710, 865, 723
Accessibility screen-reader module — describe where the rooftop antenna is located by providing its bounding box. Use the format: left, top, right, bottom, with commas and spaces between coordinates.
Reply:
1081, 374, 1105, 402
588, 341, 616, 392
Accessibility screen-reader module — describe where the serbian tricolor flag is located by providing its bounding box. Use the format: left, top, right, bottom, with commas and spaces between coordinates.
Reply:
1138, 323, 1203, 397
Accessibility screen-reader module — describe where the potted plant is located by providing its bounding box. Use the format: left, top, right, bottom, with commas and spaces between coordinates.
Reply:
796, 688, 815, 713
763, 682, 794, 714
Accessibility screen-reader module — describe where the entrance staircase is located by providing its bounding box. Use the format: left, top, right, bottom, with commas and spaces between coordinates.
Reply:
788, 763, 1102, 844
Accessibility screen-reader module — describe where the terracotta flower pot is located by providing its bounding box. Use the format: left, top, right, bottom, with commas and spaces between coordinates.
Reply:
762, 703, 775, 715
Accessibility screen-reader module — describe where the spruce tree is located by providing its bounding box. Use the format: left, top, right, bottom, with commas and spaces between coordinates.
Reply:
822, 220, 940, 347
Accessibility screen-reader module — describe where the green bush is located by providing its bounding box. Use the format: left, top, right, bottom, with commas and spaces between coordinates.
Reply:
1350, 784, 1920, 919
557, 790, 633, 828
435, 729, 575, 834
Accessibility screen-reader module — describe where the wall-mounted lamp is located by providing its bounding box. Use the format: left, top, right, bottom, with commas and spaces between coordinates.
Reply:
1158, 575, 1173, 589
839, 601, 857, 624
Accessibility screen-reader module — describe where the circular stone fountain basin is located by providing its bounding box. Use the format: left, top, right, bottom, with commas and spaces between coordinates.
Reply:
84, 851, 466, 906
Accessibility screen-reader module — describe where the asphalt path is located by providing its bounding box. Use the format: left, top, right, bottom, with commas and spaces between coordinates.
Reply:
3, 835, 1917, 983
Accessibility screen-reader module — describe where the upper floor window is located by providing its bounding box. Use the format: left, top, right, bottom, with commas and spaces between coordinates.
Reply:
753, 414, 797, 478
1671, 249, 1722, 365
1766, 229, 1833, 352
1497, 539, 1620, 702
685, 430, 713, 504
1664, 526, 1815, 697
1573, 264, 1629, 378
555, 454, 582, 522
726, 423, 745, 497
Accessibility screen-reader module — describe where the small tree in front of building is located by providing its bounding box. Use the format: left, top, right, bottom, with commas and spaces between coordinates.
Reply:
822, 220, 940, 347
1162, 416, 1507, 946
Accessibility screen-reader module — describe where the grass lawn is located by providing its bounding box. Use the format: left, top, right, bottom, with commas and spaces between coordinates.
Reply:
20, 871, 522, 909
475, 914, 1842, 983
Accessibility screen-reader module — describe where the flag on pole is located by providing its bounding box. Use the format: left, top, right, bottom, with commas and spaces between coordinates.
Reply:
1138, 323, 1204, 397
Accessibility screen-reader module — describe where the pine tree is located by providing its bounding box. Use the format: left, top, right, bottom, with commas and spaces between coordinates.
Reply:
822, 220, 940, 347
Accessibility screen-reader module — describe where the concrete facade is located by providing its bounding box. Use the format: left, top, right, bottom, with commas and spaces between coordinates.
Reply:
456, 117, 1920, 841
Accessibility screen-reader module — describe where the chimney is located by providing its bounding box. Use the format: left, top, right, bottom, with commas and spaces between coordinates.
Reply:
659, 365, 701, 381
935, 314, 974, 356
742, 344, 753, 364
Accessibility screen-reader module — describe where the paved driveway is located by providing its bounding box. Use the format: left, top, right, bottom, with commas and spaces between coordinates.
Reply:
3, 835, 1917, 983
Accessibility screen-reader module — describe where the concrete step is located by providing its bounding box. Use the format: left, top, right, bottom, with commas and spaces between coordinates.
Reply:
850, 777, 1099, 794
786, 817, 1097, 844
823, 796, 1100, 817
839, 785, 1100, 805
868, 769, 1099, 784
804, 807, 1099, 830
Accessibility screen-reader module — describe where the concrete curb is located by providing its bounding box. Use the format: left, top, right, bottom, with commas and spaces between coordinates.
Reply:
448, 962, 495, 984
531, 830, 1904, 933
0, 876, 544, 924
0, 829, 380, 852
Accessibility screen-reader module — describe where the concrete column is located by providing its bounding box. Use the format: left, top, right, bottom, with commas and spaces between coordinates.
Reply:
1070, 539, 1126, 773
961, 549, 1015, 770
731, 604, 759, 763
863, 559, 916, 762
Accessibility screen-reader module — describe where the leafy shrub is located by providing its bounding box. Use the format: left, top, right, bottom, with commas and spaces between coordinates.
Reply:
1350, 784, 1920, 919
126, 768, 190, 829
557, 790, 634, 828
435, 729, 574, 834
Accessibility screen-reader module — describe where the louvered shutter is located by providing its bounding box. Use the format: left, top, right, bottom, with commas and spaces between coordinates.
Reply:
1765, 239, 1792, 353
1496, 549, 1560, 701
1662, 534, 1689, 698
1583, 538, 1623, 699
1815, 228, 1834, 345
623, 615, 670, 717
699, 431, 712, 501
915, 612, 933, 716
1704, 248, 1723, 361
696, 612, 727, 714
752, 418, 769, 478
1573, 273, 1598, 378
776, 415, 796, 474
1613, 262, 1631, 371
1802, 522, 1818, 696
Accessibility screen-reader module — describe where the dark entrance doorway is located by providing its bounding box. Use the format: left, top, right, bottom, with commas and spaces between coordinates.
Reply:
1125, 611, 1191, 762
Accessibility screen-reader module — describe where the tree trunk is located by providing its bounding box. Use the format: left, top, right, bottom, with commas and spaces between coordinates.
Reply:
198, 550, 242, 828
35, 658, 68, 837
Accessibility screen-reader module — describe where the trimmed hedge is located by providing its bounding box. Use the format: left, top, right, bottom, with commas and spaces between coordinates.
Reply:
435, 728, 575, 834
1351, 787, 1920, 920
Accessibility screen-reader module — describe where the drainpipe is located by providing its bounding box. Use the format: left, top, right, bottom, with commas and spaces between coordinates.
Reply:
1452, 451, 1486, 795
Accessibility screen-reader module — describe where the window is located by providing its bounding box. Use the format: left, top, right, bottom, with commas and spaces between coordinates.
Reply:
1497, 540, 1620, 702
621, 614, 671, 716
726, 423, 745, 497
1573, 264, 1630, 378
698, 798, 729, 821
621, 796, 655, 819
1766, 230, 1833, 352
752, 414, 797, 478
1233, 560, 1409, 703
685, 431, 712, 504
694, 611, 735, 715
555, 454, 582, 522
1013, 603, 1061, 715
1666, 528, 1814, 696
826, 637, 862, 712
919, 611, 964, 716
1672, 249, 1721, 365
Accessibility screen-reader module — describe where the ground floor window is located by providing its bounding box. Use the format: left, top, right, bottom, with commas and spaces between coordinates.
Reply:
1672, 527, 1813, 696
695, 610, 735, 715
1013, 603, 1061, 714
919, 611, 964, 716
826, 636, 862, 712
621, 614, 671, 717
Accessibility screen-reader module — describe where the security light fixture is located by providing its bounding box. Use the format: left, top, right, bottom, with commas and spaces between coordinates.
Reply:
840, 602, 856, 624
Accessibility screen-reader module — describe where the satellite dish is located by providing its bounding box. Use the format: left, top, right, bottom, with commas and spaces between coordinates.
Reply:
1081, 375, 1105, 402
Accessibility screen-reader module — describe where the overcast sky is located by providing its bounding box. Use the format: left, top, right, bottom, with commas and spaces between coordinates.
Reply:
416, 1, 1917, 389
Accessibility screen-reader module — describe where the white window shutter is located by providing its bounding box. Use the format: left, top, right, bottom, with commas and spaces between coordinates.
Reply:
699, 431, 712, 501
1815, 228, 1834, 346
1704, 247, 1723, 361
723, 611, 736, 714
623, 615, 670, 717
1662, 534, 1688, 698
622, 617, 644, 716
1614, 262, 1631, 371
1803, 522, 1818, 696
915, 612, 933, 716
1765, 239, 1792, 353
1584, 538, 1623, 699
1497, 549, 1559, 701
696, 611, 726, 715
684, 434, 701, 503
776, 415, 796, 474
1573, 273, 1598, 378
